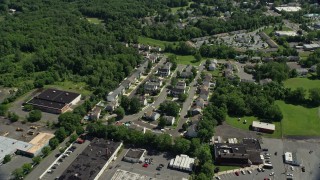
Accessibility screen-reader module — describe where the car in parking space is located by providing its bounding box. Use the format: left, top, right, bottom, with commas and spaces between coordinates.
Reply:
235, 171, 240, 176
262, 148, 268, 151
143, 163, 148, 168
47, 169, 53, 174
247, 170, 252, 174
240, 170, 245, 175
290, 166, 294, 171
287, 173, 293, 177
301, 166, 305, 172
269, 172, 275, 176
215, 176, 221, 180
257, 168, 262, 172
264, 178, 270, 180
264, 153, 271, 156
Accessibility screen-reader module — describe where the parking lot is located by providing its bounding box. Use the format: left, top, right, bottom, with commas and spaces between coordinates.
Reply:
100, 147, 190, 180
215, 138, 320, 180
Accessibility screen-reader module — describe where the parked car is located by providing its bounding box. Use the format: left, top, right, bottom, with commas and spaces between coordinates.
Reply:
241, 170, 245, 175
262, 148, 268, 151
159, 164, 164, 168
247, 170, 252, 174
290, 166, 294, 171
302, 166, 305, 172
269, 172, 274, 176
257, 168, 262, 172
235, 171, 240, 176
287, 173, 293, 177
143, 163, 148, 168
215, 176, 221, 180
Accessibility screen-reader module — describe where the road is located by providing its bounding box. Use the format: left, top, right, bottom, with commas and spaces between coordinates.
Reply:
25, 138, 71, 180
128, 56, 166, 98
168, 62, 205, 136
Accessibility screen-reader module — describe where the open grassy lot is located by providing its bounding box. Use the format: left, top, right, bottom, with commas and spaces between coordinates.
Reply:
263, 26, 293, 35
214, 165, 239, 172
138, 36, 174, 49
284, 78, 320, 91
45, 81, 92, 96
86, 17, 104, 25
226, 115, 282, 138
165, 53, 204, 66
170, 2, 193, 13
276, 100, 320, 136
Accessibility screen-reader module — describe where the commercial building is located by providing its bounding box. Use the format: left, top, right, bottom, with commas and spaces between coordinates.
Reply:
26, 89, 81, 114
59, 138, 122, 180
0, 132, 55, 162
122, 148, 146, 163
284, 152, 301, 166
214, 138, 263, 166
252, 121, 275, 133
275, 6, 301, 12
275, 31, 298, 37
169, 154, 195, 172
303, 44, 320, 51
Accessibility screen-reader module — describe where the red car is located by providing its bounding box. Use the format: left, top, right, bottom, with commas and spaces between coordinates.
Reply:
143, 163, 149, 168
235, 171, 240, 176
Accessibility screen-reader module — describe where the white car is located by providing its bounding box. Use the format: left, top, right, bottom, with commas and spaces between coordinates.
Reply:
247, 170, 252, 174
269, 172, 275, 176
215, 176, 221, 180
241, 170, 246, 175
290, 166, 294, 171
287, 173, 293, 177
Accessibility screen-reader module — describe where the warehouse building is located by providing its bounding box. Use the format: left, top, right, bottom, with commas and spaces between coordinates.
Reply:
59, 138, 122, 180
252, 121, 275, 133
0, 132, 55, 162
275, 31, 298, 37
169, 154, 195, 172
111, 169, 156, 180
303, 44, 320, 51
26, 89, 81, 114
122, 148, 146, 163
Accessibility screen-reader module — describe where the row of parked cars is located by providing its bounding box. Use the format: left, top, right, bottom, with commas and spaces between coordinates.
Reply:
48, 146, 77, 174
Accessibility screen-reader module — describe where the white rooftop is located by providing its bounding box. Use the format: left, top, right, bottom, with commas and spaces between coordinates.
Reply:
275, 6, 301, 12
0, 136, 33, 161
285, 152, 293, 162
275, 31, 298, 36
252, 121, 275, 131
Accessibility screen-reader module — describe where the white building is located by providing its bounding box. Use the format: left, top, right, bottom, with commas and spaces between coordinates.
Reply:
275, 31, 298, 37
275, 6, 301, 12
123, 149, 146, 163
169, 154, 195, 172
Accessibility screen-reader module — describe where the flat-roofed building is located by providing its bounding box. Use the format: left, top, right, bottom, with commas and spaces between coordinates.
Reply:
275, 6, 301, 12
123, 148, 146, 163
284, 152, 301, 166
303, 44, 320, 51
275, 31, 298, 37
59, 138, 122, 180
26, 89, 81, 114
252, 121, 275, 133
26, 132, 55, 157
0, 136, 33, 163
169, 154, 195, 172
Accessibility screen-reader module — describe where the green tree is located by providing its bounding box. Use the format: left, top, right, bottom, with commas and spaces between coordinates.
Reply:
27, 110, 42, 122
178, 93, 187, 102
69, 134, 78, 143
58, 112, 81, 134
22, 163, 32, 174
23, 104, 33, 111
0, 104, 8, 116
309, 88, 320, 106
32, 156, 42, 165
41, 146, 51, 157
195, 144, 212, 164
129, 97, 142, 114
155, 133, 172, 151
49, 138, 59, 149
120, 95, 130, 111
3, 154, 11, 164
12, 168, 24, 180
76, 126, 85, 135
201, 162, 214, 177
173, 137, 191, 154
158, 117, 167, 128
55, 127, 67, 142
114, 107, 125, 120
159, 101, 180, 117
8, 112, 19, 122
194, 52, 202, 62
317, 64, 320, 78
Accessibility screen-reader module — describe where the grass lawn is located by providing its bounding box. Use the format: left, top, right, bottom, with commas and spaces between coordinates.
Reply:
226, 115, 282, 138
138, 36, 174, 49
215, 165, 239, 172
284, 78, 320, 91
170, 2, 193, 13
86, 17, 104, 25
276, 100, 320, 136
263, 26, 293, 35
165, 53, 204, 66
299, 51, 311, 60
45, 81, 92, 96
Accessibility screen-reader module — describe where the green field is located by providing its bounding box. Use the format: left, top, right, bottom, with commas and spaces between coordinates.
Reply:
226, 116, 282, 138
86, 17, 104, 25
284, 78, 320, 91
138, 36, 174, 49
214, 165, 239, 172
45, 81, 92, 96
276, 100, 320, 136
263, 26, 293, 35
170, 2, 193, 13
165, 53, 204, 66
299, 51, 311, 60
